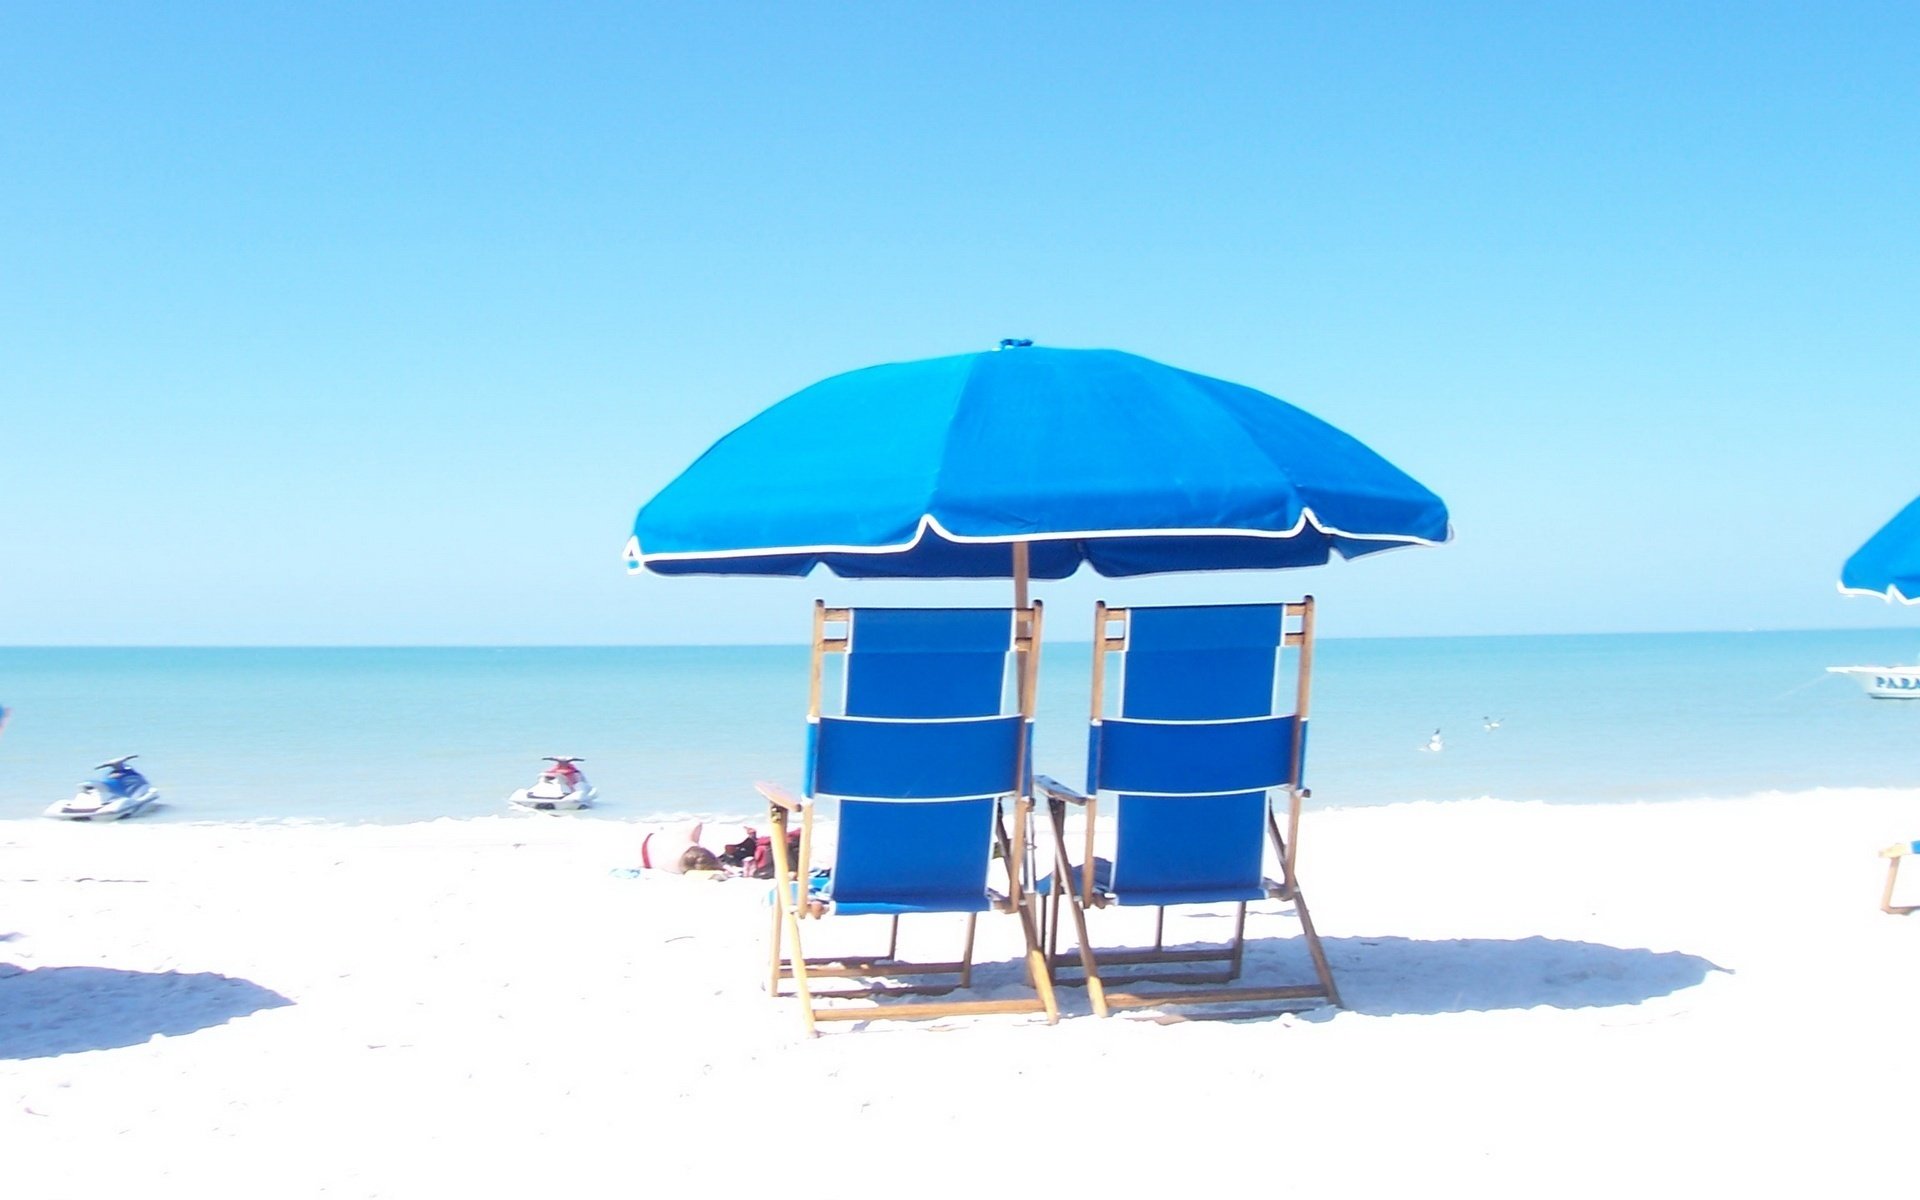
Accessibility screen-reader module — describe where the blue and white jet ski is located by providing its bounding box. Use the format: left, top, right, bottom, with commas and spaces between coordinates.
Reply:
46, 756, 160, 821
508, 756, 596, 812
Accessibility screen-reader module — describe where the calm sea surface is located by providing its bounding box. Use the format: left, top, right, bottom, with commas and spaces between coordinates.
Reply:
3, 630, 1919, 824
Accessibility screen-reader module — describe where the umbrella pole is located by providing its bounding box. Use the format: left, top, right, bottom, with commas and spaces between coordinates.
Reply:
1011, 538, 1035, 900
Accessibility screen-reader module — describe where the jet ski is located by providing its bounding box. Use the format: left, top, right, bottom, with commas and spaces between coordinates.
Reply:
45, 756, 160, 821
508, 756, 596, 812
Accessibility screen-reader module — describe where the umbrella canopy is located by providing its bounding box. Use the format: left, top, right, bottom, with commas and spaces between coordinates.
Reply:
628, 343, 1450, 581
1841, 494, 1920, 604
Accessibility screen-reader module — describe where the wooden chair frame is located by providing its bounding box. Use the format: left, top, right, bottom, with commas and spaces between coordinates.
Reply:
1882, 842, 1917, 915
758, 600, 1059, 1035
1037, 598, 1342, 1018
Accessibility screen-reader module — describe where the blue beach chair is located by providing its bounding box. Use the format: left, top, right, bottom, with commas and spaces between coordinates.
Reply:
755, 602, 1059, 1034
1037, 600, 1341, 1016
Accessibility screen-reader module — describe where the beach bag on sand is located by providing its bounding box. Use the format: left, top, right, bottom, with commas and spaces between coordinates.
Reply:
718, 829, 758, 871
719, 827, 803, 879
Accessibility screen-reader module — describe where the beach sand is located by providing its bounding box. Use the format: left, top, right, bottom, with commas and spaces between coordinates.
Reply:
5, 791, 1919, 1197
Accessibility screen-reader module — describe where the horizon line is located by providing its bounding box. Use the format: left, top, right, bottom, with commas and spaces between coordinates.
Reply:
4, 624, 1918, 651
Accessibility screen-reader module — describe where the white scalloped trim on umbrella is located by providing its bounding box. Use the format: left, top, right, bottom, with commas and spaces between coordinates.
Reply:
624, 510, 1454, 573
1837, 580, 1920, 605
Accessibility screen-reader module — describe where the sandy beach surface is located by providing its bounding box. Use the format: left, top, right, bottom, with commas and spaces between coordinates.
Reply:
5, 791, 1919, 1197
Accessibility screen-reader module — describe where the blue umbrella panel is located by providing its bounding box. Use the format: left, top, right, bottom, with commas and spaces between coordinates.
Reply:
628, 344, 1450, 581
1842, 493, 1920, 604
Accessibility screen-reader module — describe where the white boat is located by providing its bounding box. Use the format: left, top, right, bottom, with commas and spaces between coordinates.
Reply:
508, 756, 596, 812
1827, 665, 1920, 699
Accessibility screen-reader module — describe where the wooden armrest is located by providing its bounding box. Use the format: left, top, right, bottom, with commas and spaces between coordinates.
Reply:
1035, 775, 1091, 805
755, 781, 806, 812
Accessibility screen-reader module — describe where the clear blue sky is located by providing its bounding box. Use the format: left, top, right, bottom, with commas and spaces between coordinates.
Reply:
3, 2, 1916, 645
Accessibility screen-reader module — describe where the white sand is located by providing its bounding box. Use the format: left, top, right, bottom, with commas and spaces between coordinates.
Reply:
5, 791, 1919, 1197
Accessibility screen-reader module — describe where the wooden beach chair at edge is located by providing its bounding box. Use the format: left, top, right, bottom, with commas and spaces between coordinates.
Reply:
1881, 841, 1919, 915
756, 601, 1059, 1034
1036, 599, 1342, 1017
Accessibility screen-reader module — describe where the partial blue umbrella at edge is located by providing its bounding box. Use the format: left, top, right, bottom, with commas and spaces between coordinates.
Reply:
627, 342, 1451, 582
1841, 494, 1920, 604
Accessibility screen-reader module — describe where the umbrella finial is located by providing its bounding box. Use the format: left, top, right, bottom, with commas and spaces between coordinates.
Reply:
996, 338, 1033, 350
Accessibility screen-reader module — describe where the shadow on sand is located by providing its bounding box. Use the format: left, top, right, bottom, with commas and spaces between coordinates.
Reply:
1306, 934, 1726, 1017
929, 932, 1725, 1021
0, 964, 293, 1060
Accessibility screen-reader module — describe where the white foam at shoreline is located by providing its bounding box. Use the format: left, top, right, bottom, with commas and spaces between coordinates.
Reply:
10, 780, 1918, 834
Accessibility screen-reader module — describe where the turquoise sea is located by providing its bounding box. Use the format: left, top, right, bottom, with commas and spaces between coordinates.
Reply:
3, 630, 1919, 824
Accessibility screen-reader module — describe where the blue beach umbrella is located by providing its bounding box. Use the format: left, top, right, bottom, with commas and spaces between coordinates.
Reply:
627, 341, 1450, 594
1841, 494, 1920, 604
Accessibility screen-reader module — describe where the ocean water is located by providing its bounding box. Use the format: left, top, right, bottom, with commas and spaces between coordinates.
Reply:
2, 630, 1919, 825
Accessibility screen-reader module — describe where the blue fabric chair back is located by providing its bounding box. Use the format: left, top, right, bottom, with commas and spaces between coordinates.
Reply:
812, 715, 1026, 799
1092, 716, 1298, 796
830, 797, 999, 914
1112, 792, 1269, 906
1091, 603, 1302, 905
844, 608, 1013, 718
1119, 604, 1282, 720
808, 607, 1028, 915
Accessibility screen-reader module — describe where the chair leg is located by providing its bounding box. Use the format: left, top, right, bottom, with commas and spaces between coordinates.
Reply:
1045, 881, 1062, 974
1268, 795, 1341, 1007
959, 913, 978, 988
1017, 896, 1061, 1024
767, 895, 786, 995
1042, 799, 1074, 980
1291, 882, 1342, 1008
782, 904, 818, 1036
1228, 902, 1249, 980
1062, 893, 1108, 1017
1883, 853, 1917, 915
